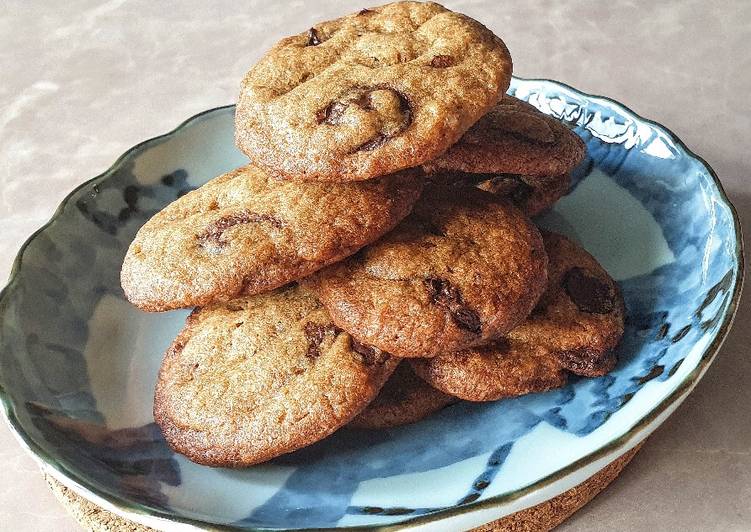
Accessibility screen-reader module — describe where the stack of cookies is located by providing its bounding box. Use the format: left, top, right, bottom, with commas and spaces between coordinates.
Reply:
121, 2, 624, 467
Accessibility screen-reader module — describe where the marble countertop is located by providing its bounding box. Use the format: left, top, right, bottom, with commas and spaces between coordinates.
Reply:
1, 1, 749, 530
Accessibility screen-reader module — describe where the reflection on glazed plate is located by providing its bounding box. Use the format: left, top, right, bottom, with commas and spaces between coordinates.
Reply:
0, 77, 743, 531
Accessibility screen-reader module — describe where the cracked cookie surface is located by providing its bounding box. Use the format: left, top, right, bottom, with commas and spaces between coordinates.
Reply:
303, 187, 548, 358
424, 96, 585, 215
411, 231, 624, 401
121, 164, 423, 311
350, 362, 457, 429
153, 285, 398, 467
235, 1, 512, 181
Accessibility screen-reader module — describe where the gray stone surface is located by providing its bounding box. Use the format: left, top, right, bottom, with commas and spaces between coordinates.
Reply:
0, 1, 748, 530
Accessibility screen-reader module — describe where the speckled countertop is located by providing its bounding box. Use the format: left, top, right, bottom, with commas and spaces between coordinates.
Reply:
1, 1, 749, 530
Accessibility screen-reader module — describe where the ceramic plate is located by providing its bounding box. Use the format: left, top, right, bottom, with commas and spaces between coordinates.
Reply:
0, 78, 742, 531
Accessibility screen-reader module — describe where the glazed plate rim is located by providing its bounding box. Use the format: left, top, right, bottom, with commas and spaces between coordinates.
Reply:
0, 76, 744, 531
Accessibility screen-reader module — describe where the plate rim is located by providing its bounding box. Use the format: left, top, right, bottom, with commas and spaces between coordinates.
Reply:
0, 76, 744, 531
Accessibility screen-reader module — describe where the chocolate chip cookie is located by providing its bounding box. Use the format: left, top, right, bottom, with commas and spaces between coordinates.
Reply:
350, 362, 457, 429
304, 187, 548, 358
235, 2, 512, 181
153, 285, 398, 467
424, 96, 585, 215
121, 164, 423, 311
411, 231, 624, 401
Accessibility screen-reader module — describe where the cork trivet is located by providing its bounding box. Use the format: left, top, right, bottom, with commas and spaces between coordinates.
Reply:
470, 442, 643, 531
45, 442, 642, 532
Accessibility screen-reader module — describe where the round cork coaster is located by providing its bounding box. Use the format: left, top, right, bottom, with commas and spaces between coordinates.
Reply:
45, 443, 641, 532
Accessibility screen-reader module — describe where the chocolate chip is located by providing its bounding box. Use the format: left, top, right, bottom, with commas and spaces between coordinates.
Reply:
316, 85, 412, 151
351, 338, 388, 365
556, 348, 617, 377
424, 277, 482, 334
430, 54, 454, 68
317, 100, 349, 125
306, 27, 321, 46
356, 133, 388, 152
303, 322, 340, 359
488, 175, 534, 204
436, 171, 535, 207
563, 267, 616, 314
451, 308, 482, 334
198, 210, 283, 251
425, 277, 451, 304
353, 87, 412, 152
357, 8, 373, 15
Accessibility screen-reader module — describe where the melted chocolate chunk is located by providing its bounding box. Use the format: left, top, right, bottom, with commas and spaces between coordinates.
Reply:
430, 54, 454, 68
437, 172, 536, 207
317, 100, 348, 125
425, 277, 454, 305
356, 133, 388, 152
303, 322, 340, 359
424, 277, 482, 334
431, 171, 494, 187
198, 210, 283, 251
306, 27, 321, 46
563, 267, 616, 314
451, 307, 482, 334
556, 348, 617, 377
357, 8, 373, 15
486, 174, 535, 204
351, 338, 387, 366
316, 86, 413, 151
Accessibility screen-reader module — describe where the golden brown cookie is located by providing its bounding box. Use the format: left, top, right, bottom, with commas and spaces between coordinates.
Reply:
153, 285, 398, 467
304, 187, 548, 358
423, 96, 585, 215
235, 2, 512, 181
411, 231, 624, 401
424, 96, 585, 178
121, 164, 423, 311
350, 362, 458, 429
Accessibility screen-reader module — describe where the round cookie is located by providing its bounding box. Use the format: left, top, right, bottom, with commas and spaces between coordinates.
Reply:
153, 285, 398, 467
303, 187, 548, 358
121, 164, 423, 311
423, 96, 586, 178
350, 362, 458, 429
411, 231, 624, 401
235, 2, 512, 181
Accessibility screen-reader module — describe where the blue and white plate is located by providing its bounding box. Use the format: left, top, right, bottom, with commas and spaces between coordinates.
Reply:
0, 78, 742, 531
